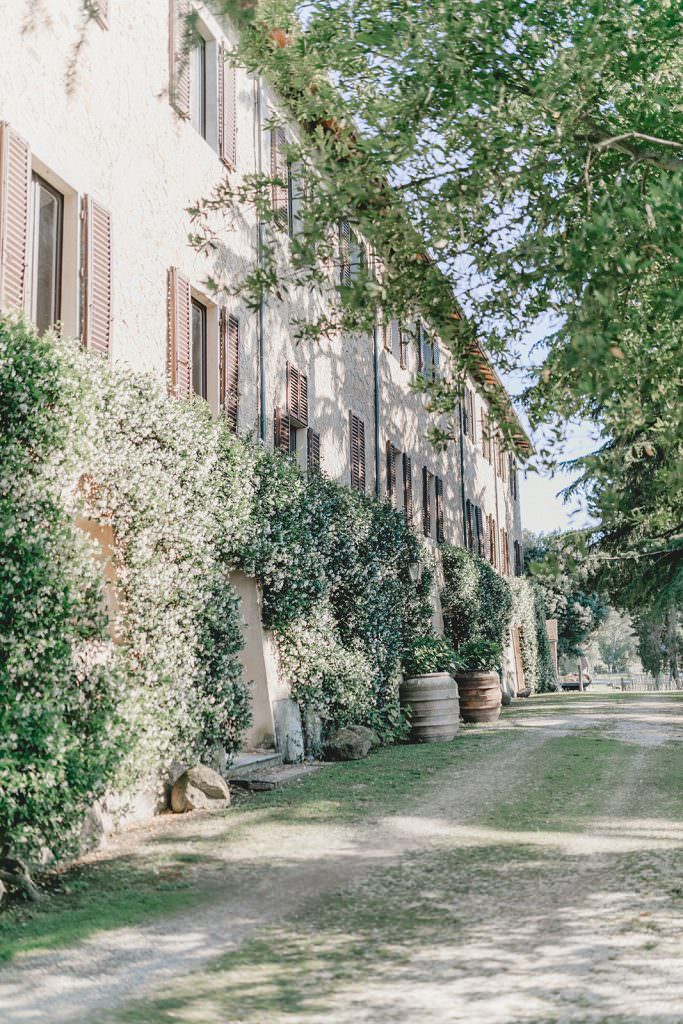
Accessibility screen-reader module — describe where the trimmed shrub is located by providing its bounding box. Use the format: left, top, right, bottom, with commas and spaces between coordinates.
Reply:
440, 544, 512, 654
510, 576, 555, 692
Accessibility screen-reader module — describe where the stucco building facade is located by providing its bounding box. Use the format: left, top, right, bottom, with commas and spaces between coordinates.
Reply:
0, 0, 531, 749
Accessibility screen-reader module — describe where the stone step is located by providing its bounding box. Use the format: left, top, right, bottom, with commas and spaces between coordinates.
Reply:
225, 750, 283, 778
229, 762, 322, 792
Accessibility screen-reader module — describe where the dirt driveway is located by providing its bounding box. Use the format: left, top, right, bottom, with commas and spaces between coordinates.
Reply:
1, 692, 682, 1023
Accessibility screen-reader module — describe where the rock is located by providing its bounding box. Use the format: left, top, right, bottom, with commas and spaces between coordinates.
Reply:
501, 691, 512, 707
324, 726, 373, 761
303, 707, 323, 758
171, 765, 230, 813
346, 724, 380, 749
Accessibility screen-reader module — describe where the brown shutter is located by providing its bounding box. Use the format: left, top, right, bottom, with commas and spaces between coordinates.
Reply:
167, 267, 191, 398
286, 361, 308, 425
386, 441, 397, 508
422, 467, 431, 537
399, 326, 408, 369
435, 476, 444, 543
81, 196, 112, 357
307, 427, 321, 474
169, 0, 191, 119
271, 127, 289, 227
488, 515, 497, 567
480, 410, 487, 459
349, 411, 365, 491
220, 309, 239, 431
339, 220, 351, 285
465, 499, 474, 552
403, 453, 413, 527
274, 406, 291, 454
469, 391, 476, 443
475, 505, 484, 556
0, 123, 31, 313
218, 42, 237, 169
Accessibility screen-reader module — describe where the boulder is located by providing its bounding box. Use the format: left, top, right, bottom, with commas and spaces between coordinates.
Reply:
171, 765, 230, 814
324, 726, 373, 762
346, 724, 380, 749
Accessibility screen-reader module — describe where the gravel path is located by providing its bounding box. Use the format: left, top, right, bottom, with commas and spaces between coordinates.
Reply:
2, 693, 681, 1023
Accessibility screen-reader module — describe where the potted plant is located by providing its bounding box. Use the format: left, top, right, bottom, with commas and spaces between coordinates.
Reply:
399, 635, 460, 742
454, 639, 503, 723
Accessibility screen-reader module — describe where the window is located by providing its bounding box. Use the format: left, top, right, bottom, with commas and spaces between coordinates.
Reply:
487, 514, 497, 567
307, 428, 321, 475
386, 441, 400, 509
462, 389, 476, 442
422, 467, 433, 537
403, 453, 413, 527
349, 411, 366, 491
399, 325, 409, 369
271, 127, 291, 230
418, 322, 439, 381
480, 409, 492, 461
339, 221, 365, 285
191, 298, 207, 398
514, 540, 523, 576
286, 362, 308, 426
190, 35, 207, 138
510, 456, 518, 500
30, 174, 62, 333
465, 499, 475, 552
383, 319, 401, 357
435, 476, 445, 543
475, 505, 485, 557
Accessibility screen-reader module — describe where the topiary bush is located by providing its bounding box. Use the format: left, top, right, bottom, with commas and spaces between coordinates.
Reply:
509, 576, 556, 692
440, 544, 513, 655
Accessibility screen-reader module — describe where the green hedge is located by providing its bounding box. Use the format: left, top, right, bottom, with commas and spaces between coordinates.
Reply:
509, 577, 556, 692
440, 544, 513, 656
0, 315, 433, 863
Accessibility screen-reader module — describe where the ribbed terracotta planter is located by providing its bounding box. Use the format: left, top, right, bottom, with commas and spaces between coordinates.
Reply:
399, 672, 460, 742
455, 670, 502, 724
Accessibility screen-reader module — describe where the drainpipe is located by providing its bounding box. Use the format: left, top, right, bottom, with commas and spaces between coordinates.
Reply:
373, 324, 381, 496
493, 435, 500, 564
457, 399, 467, 546
255, 76, 267, 442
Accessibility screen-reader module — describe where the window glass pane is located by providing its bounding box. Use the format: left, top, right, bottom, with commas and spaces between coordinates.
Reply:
190, 38, 206, 138
191, 299, 207, 398
289, 424, 298, 455
31, 177, 62, 334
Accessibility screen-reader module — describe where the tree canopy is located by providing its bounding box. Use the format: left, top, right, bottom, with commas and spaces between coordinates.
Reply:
210, 0, 682, 609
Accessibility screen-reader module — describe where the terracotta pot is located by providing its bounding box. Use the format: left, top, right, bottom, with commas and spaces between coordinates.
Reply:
455, 670, 501, 724
399, 672, 460, 742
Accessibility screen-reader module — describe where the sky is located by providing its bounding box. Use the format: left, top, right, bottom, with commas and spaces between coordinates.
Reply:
499, 350, 599, 537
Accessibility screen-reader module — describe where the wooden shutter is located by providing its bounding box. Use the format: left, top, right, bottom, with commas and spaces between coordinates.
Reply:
169, 0, 191, 118
167, 267, 191, 398
349, 411, 365, 491
218, 42, 237, 169
0, 123, 30, 313
219, 309, 239, 431
386, 441, 397, 508
403, 453, 413, 527
475, 505, 485, 557
461, 393, 469, 436
339, 220, 351, 285
468, 390, 476, 443
465, 499, 474, 552
271, 126, 289, 227
274, 406, 291, 454
422, 467, 431, 537
480, 410, 487, 459
286, 361, 308, 425
307, 428, 321, 474
435, 476, 445, 543
399, 326, 408, 369
488, 515, 497, 567
81, 196, 112, 357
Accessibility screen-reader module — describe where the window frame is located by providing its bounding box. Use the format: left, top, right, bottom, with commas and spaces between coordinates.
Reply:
190, 33, 207, 139
29, 172, 63, 333
191, 296, 208, 399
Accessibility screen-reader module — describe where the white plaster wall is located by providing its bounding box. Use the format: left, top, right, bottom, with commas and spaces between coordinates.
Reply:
0, 1, 527, 698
